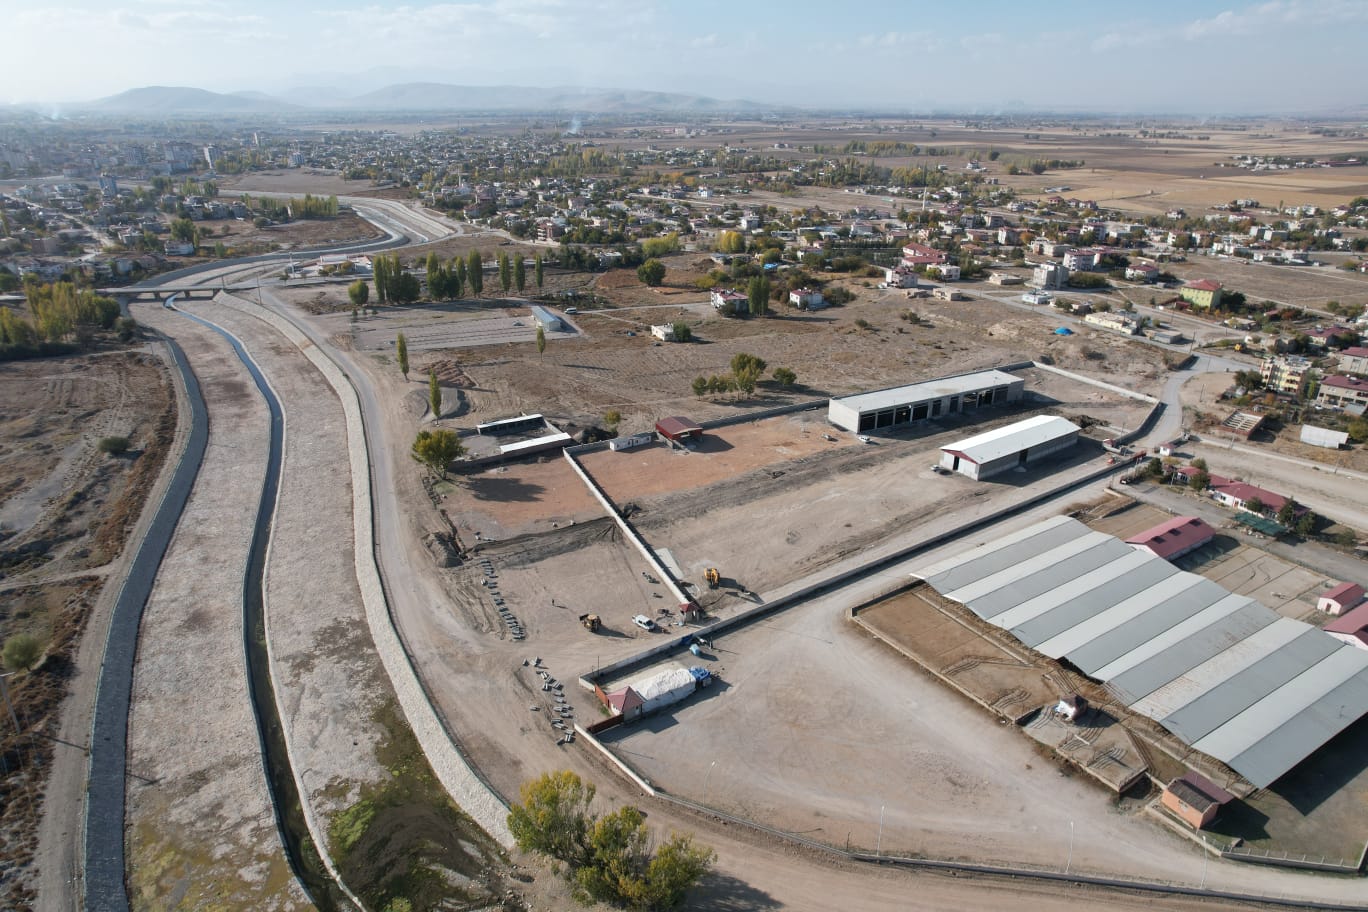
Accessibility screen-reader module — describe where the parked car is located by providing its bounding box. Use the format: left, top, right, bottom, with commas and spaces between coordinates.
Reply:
632, 614, 658, 631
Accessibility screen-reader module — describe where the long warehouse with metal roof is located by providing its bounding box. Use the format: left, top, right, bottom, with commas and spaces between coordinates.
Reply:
911, 514, 1368, 788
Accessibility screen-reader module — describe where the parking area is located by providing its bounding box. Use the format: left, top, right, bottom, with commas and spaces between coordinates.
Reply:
351, 300, 580, 352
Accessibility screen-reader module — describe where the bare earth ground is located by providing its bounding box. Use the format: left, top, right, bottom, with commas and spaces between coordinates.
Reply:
190, 212, 383, 256
124, 301, 307, 911
0, 349, 173, 910
1166, 257, 1368, 312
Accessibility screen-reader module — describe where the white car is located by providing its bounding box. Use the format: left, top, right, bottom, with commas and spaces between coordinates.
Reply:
632, 614, 658, 631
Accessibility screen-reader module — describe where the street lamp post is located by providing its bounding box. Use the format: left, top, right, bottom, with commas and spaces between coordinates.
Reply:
702, 759, 717, 805
876, 804, 886, 856
1065, 820, 1075, 875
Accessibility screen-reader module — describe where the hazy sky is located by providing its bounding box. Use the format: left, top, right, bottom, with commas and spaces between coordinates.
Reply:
6, 0, 1368, 112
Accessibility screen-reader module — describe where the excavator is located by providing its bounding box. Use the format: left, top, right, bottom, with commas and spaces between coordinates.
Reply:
704, 567, 721, 589
578, 613, 601, 633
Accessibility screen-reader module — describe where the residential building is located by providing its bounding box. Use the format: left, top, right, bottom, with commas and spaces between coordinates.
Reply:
882, 266, 919, 288
1315, 374, 1368, 412
710, 288, 748, 315
1205, 474, 1301, 518
1125, 263, 1160, 282
1179, 279, 1224, 309
901, 242, 947, 267
1032, 262, 1068, 289
1062, 248, 1102, 272
789, 288, 825, 310
1260, 356, 1316, 395
928, 263, 960, 281
650, 324, 678, 342
1319, 581, 1366, 617
1338, 346, 1368, 377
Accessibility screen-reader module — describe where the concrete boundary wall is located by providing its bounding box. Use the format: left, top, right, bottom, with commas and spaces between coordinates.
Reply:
561, 449, 691, 607
573, 724, 656, 795
582, 456, 1130, 691
1031, 361, 1160, 404
219, 294, 513, 846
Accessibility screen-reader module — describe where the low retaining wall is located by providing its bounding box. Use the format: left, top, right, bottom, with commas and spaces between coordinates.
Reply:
220, 294, 513, 847
1030, 361, 1160, 404
1221, 842, 1368, 875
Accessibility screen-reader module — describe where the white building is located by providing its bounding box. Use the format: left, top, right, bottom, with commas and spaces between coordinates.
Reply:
789, 288, 825, 310
827, 370, 1024, 434
929, 263, 961, 281
939, 414, 1081, 480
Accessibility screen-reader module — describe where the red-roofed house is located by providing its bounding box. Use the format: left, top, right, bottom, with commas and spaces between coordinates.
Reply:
1179, 279, 1224, 309
1126, 516, 1216, 561
1315, 375, 1368, 413
1202, 474, 1304, 518
901, 242, 948, 267
1319, 581, 1366, 616
1323, 600, 1368, 650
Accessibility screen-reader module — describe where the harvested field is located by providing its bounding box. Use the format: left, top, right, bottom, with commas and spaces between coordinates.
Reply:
1167, 257, 1368, 312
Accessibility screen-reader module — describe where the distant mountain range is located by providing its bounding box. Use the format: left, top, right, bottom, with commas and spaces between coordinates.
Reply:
79, 83, 772, 115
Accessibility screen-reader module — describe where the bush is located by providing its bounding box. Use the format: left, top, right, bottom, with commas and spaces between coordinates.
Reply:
97, 436, 131, 455
3, 633, 43, 672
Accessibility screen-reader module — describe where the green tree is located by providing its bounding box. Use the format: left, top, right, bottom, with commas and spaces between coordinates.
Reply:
507, 770, 595, 867
411, 428, 464, 479
373, 256, 389, 304
637, 258, 666, 287
536, 325, 546, 356
396, 332, 409, 380
1276, 498, 1299, 526
604, 409, 622, 432
499, 251, 511, 292
426, 251, 441, 297
515, 254, 526, 292
393, 271, 421, 304
691, 376, 708, 397
1189, 469, 1210, 491
467, 250, 484, 295
428, 370, 442, 418
2, 633, 43, 672
1295, 512, 1317, 537
1244, 496, 1265, 515
348, 280, 369, 308
747, 275, 770, 316
730, 352, 767, 394
772, 367, 797, 386
671, 321, 691, 343
535, 253, 544, 289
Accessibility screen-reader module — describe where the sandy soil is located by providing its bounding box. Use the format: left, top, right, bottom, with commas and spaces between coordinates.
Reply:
123, 301, 308, 910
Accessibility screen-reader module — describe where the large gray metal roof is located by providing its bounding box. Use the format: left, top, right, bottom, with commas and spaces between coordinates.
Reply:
830, 369, 1022, 414
912, 515, 1368, 788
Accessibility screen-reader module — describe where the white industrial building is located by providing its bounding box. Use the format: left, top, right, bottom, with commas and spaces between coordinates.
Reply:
827, 369, 1025, 434
912, 516, 1368, 788
939, 414, 1080, 480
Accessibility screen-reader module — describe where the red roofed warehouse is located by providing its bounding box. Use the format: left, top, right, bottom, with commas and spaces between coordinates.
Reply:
1126, 516, 1215, 562
1319, 581, 1366, 616
655, 416, 703, 443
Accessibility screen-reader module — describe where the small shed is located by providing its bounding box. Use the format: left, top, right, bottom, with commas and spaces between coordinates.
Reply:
1054, 694, 1088, 722
605, 686, 645, 721
655, 416, 702, 443
1162, 772, 1234, 830
1319, 581, 1366, 616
